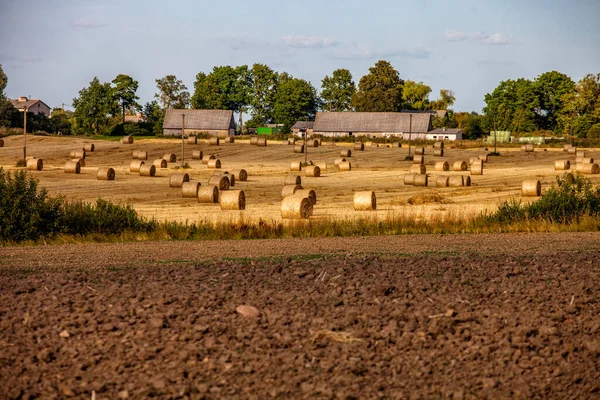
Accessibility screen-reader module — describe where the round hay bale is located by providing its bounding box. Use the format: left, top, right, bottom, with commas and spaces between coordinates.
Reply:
307, 139, 319, 148
210, 137, 220, 146
334, 158, 346, 167
223, 136, 234, 143
338, 161, 351, 171
284, 175, 301, 185
478, 154, 488, 163
433, 148, 444, 157
413, 174, 428, 186
294, 144, 305, 153
453, 161, 468, 171
404, 173, 416, 185
354, 142, 365, 151
576, 156, 584, 164
340, 149, 352, 157
582, 157, 595, 164
554, 160, 570, 170
70, 157, 85, 167
305, 165, 320, 177
522, 180, 541, 196
187, 136, 197, 144
0, 138, 4, 147
83, 143, 95, 152
567, 146, 577, 154
192, 150, 203, 160
208, 175, 230, 190
70, 149, 85, 159
436, 176, 449, 187
448, 176, 464, 187
469, 157, 480, 165
198, 185, 219, 203
213, 171, 235, 187
139, 164, 156, 177
435, 161, 449, 171
257, 137, 267, 147
130, 160, 145, 172
202, 154, 216, 164
220, 190, 245, 210
521, 144, 534, 152
250, 136, 258, 145
327, 141, 336, 146
287, 137, 296, 145
576, 150, 586, 158
392, 142, 402, 148
169, 172, 190, 187
434, 141, 444, 149
163, 153, 176, 163
353, 191, 376, 211
282, 184, 303, 199
281, 196, 312, 219
153, 159, 167, 168
296, 189, 317, 205
410, 164, 426, 174
121, 136, 134, 144
134, 150, 148, 160
97, 167, 115, 181
230, 169, 247, 181
64, 160, 81, 174
464, 176, 471, 186
181, 182, 201, 198
413, 155, 424, 164
471, 160, 483, 175
563, 144, 572, 151
415, 147, 425, 155
207, 159, 221, 169
577, 163, 600, 174
290, 161, 302, 171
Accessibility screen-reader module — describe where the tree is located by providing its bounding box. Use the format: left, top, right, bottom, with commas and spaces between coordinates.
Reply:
321, 69, 355, 112
454, 112, 484, 140
142, 101, 164, 136
483, 78, 538, 133
587, 123, 600, 139
112, 74, 140, 123
154, 75, 190, 109
431, 89, 456, 110
49, 108, 73, 135
351, 60, 404, 112
533, 71, 574, 131
557, 74, 600, 137
273, 74, 319, 133
402, 80, 431, 110
0, 64, 16, 127
72, 77, 119, 135
247, 63, 278, 127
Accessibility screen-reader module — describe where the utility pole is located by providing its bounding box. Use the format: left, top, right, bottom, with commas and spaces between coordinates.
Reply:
181, 113, 185, 168
303, 117, 308, 166
493, 114, 497, 154
23, 106, 28, 165
408, 114, 412, 158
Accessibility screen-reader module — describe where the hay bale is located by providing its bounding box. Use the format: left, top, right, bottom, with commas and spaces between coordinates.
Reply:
197, 185, 219, 203
469, 157, 480, 165
413, 155, 424, 164
448, 176, 464, 187
83, 143, 94, 152
288, 138, 295, 145
213, 171, 235, 187
576, 163, 600, 174
282, 184, 303, 199
250, 137, 258, 145
563, 144, 572, 151
153, 159, 167, 168
353, 191, 376, 211
130, 160, 145, 172
522, 180, 541, 196
133, 150, 148, 160
471, 160, 483, 175
187, 136, 197, 144
257, 137, 267, 147
582, 157, 595, 164
139, 164, 156, 177
290, 161, 302, 171
223, 136, 234, 143
192, 150, 203, 160
284, 175, 301, 185
281, 196, 312, 219
210, 137, 220, 146
230, 169, 247, 181
305, 165, 321, 177
478, 154, 488, 163
71, 157, 85, 167
97, 167, 115, 181
163, 153, 176, 163
294, 144, 305, 153
521, 144, 534, 152
220, 190, 245, 210
413, 174, 428, 186
296, 189, 317, 205
307, 139, 319, 148
576, 150, 586, 158
202, 154, 216, 164
181, 182, 201, 198
554, 160, 570, 170
404, 173, 416, 185
436, 176, 449, 187
327, 141, 336, 146
354, 142, 365, 151
207, 159, 221, 169
453, 161, 467, 171
392, 142, 402, 148
169, 172, 190, 187
121, 136, 134, 144
340, 149, 352, 157
64, 160, 81, 174
434, 141, 444, 149
433, 148, 444, 157
70, 149, 85, 159
435, 161, 449, 171
338, 161, 351, 171
334, 158, 346, 167
567, 146, 577, 154
410, 164, 426, 174
208, 175, 230, 190
415, 147, 425, 155
0, 138, 4, 147
464, 176, 471, 186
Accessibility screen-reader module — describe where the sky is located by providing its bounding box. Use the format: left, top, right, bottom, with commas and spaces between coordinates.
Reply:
1, 0, 599, 113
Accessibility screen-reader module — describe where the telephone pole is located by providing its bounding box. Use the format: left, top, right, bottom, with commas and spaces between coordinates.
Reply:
23, 106, 28, 165
181, 114, 185, 168
408, 114, 412, 158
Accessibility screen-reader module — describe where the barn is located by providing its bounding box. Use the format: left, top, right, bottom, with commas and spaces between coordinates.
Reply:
162, 109, 236, 138
313, 112, 432, 138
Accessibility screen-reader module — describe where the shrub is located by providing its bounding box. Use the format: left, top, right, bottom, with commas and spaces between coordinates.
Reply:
587, 123, 600, 139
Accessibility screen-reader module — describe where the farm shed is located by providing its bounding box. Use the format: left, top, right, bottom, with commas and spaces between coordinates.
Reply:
10, 97, 51, 117
292, 121, 315, 136
426, 128, 463, 141
313, 112, 432, 138
163, 109, 236, 138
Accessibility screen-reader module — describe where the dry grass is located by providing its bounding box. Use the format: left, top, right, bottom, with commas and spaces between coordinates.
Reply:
310, 330, 363, 344
407, 192, 454, 205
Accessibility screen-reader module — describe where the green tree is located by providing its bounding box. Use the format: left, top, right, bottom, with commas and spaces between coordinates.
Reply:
72, 77, 119, 135
112, 74, 140, 123
49, 108, 73, 135
587, 123, 600, 139
533, 71, 575, 131
431, 89, 456, 110
557, 74, 600, 137
154, 75, 190, 109
321, 69, 355, 112
483, 78, 539, 133
273, 74, 319, 133
351, 60, 404, 112
402, 80, 431, 110
247, 63, 278, 127
455, 112, 484, 140
142, 101, 164, 136
0, 64, 16, 127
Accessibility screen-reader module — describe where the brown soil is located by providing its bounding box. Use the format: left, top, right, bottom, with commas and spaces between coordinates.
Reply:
1, 233, 599, 399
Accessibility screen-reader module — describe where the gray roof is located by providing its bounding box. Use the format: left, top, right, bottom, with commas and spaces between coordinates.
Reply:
428, 128, 462, 134
10, 98, 50, 111
163, 109, 234, 130
292, 121, 315, 129
314, 112, 432, 133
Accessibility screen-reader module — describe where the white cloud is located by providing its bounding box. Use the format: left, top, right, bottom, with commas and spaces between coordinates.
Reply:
444, 31, 512, 45
444, 31, 467, 42
333, 44, 431, 60
482, 33, 510, 45
70, 19, 106, 28
281, 35, 338, 48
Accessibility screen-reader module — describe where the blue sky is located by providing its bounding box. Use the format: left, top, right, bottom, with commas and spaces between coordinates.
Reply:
1, 0, 599, 113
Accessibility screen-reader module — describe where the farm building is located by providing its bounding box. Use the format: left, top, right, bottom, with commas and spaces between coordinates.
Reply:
163, 109, 236, 138
424, 128, 463, 141
10, 97, 51, 117
292, 121, 315, 136
313, 112, 432, 138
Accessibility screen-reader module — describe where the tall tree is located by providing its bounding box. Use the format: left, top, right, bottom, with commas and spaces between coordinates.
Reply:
351, 60, 404, 112
192, 65, 251, 112
72, 77, 119, 135
0, 64, 16, 127
154, 75, 190, 109
112, 74, 140, 123
431, 89, 456, 110
321, 69, 355, 112
402, 80, 431, 110
273, 74, 319, 133
142, 100, 165, 136
533, 71, 575, 131
483, 78, 539, 133
248, 63, 278, 127
557, 73, 600, 138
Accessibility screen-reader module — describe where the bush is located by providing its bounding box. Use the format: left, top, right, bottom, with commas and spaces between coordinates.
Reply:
107, 122, 153, 137
587, 123, 600, 139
